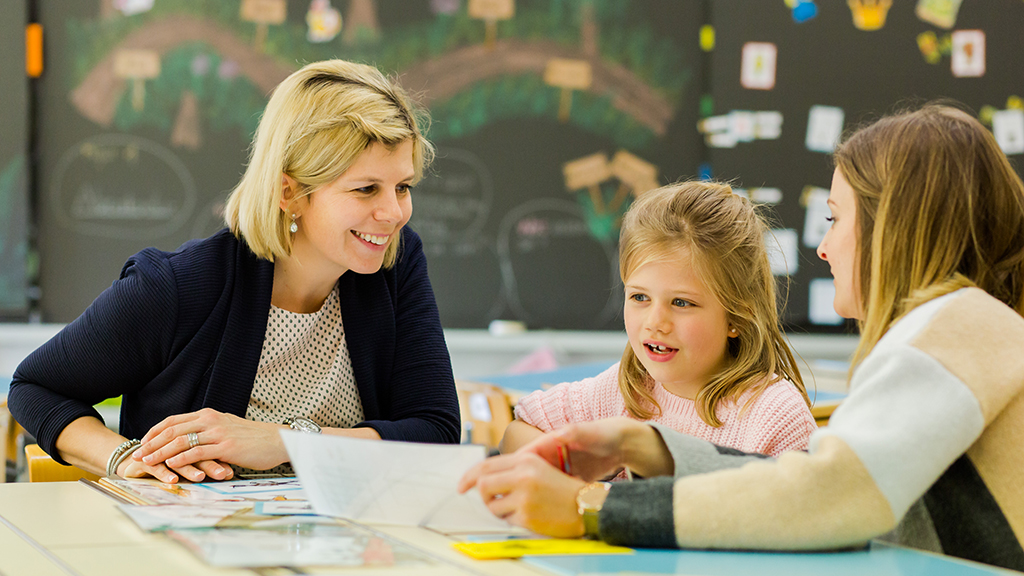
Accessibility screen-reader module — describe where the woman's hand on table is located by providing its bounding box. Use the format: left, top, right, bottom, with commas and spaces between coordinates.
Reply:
457, 450, 587, 538
132, 408, 287, 477
116, 454, 230, 484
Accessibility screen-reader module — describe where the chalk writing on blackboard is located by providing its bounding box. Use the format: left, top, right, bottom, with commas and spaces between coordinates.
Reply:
50, 134, 197, 240
497, 199, 620, 329
410, 147, 494, 244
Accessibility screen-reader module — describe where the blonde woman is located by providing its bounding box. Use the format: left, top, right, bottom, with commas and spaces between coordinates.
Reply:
460, 105, 1024, 571
500, 182, 815, 461
10, 60, 460, 483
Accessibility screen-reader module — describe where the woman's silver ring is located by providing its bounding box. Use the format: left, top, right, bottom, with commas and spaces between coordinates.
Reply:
186, 432, 200, 449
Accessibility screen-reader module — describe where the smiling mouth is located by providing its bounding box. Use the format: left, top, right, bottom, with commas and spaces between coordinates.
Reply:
645, 343, 678, 355
353, 231, 389, 246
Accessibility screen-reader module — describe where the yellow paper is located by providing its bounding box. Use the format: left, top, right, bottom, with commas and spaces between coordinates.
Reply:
452, 539, 633, 560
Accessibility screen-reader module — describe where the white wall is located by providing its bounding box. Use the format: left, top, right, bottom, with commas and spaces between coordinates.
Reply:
1, 324, 857, 384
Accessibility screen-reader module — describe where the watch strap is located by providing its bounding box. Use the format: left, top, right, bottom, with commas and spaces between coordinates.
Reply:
576, 481, 612, 539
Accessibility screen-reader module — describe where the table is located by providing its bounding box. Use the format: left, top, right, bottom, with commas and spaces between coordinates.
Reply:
0, 482, 1016, 576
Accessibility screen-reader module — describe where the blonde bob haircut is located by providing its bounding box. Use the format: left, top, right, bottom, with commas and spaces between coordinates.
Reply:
617, 181, 808, 427
225, 59, 434, 266
835, 104, 1024, 370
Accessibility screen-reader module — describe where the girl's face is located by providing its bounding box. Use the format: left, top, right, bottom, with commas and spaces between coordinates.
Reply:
816, 168, 863, 320
285, 140, 415, 277
623, 250, 736, 399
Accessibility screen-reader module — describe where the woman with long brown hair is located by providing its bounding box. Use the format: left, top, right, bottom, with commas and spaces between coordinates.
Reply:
460, 104, 1024, 571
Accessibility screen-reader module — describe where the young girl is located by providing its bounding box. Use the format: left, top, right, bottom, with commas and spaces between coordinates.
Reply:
500, 181, 817, 459
460, 105, 1024, 572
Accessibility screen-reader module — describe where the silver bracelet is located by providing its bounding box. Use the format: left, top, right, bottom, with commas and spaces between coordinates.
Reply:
106, 440, 141, 477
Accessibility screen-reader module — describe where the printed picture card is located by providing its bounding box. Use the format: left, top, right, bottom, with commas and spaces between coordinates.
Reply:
741, 42, 777, 90
951, 30, 985, 78
765, 228, 799, 276
801, 186, 832, 247
809, 279, 844, 325
806, 106, 845, 153
992, 109, 1024, 155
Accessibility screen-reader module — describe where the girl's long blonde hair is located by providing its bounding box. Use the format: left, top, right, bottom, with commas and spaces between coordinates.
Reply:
225, 59, 433, 266
835, 105, 1024, 370
618, 181, 808, 426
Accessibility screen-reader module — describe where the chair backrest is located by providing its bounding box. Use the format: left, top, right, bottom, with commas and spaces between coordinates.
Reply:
455, 380, 515, 449
25, 444, 100, 482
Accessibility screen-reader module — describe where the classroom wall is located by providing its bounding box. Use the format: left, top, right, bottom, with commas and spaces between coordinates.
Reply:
0, 0, 30, 320
7, 0, 1022, 334
0, 322, 857, 382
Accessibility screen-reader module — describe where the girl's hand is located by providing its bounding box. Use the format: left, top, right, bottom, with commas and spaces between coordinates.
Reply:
133, 408, 287, 473
457, 451, 587, 538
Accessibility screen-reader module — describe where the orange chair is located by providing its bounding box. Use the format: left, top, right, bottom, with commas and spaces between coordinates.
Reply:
25, 444, 100, 482
456, 380, 515, 450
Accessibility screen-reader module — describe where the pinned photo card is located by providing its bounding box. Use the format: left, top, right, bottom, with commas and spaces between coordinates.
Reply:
916, 0, 964, 29
750, 188, 783, 205
809, 279, 844, 325
754, 111, 784, 139
765, 228, 799, 276
701, 111, 783, 148
806, 106, 845, 153
992, 109, 1024, 155
741, 42, 777, 90
730, 111, 756, 143
951, 30, 985, 78
801, 186, 831, 247
306, 0, 342, 43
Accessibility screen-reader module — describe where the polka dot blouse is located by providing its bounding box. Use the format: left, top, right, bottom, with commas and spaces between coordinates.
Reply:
239, 284, 364, 475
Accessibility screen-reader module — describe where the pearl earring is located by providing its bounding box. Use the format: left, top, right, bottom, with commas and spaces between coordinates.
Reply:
289, 213, 298, 233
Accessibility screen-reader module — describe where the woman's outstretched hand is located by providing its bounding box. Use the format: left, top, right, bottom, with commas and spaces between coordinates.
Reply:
132, 408, 287, 479
514, 417, 674, 481
457, 450, 587, 538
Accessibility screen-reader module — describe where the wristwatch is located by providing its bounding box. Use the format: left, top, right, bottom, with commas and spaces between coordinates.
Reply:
576, 481, 612, 539
283, 417, 322, 434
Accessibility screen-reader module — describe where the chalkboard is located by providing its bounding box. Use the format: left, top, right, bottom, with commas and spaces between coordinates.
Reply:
706, 0, 1024, 329
34, 0, 704, 331
0, 0, 30, 319
33, 1, 1022, 331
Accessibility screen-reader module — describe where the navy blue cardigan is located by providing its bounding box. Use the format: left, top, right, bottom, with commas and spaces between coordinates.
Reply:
10, 227, 461, 465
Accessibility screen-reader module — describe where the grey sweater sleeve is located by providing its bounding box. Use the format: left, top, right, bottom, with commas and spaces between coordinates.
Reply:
649, 422, 772, 478
596, 424, 774, 547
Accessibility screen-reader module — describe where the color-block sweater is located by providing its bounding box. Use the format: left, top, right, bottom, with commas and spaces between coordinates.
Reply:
599, 288, 1024, 572
515, 363, 816, 457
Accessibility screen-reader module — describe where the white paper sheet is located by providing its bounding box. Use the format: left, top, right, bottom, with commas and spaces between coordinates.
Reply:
741, 42, 777, 90
806, 105, 845, 153
951, 30, 985, 78
809, 278, 844, 326
992, 109, 1024, 155
765, 228, 799, 276
802, 186, 832, 247
281, 431, 514, 531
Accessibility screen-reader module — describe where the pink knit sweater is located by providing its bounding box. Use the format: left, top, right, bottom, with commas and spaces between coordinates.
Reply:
514, 363, 816, 457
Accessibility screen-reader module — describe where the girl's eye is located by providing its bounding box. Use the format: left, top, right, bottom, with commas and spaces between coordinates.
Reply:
629, 293, 649, 302
397, 184, 413, 194
672, 298, 692, 307
825, 216, 835, 223
355, 185, 377, 194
